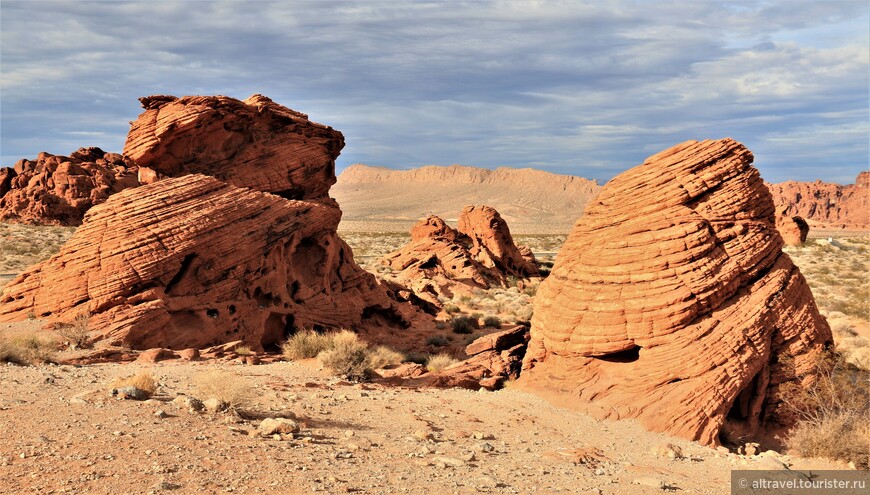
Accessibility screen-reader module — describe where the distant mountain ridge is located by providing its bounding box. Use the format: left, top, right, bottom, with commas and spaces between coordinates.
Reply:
333, 164, 601, 232
334, 164, 868, 233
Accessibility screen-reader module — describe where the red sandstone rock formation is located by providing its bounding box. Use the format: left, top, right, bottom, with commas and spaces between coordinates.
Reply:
518, 139, 832, 446
0, 148, 139, 225
767, 171, 869, 229
775, 207, 810, 246
381, 206, 539, 301
0, 175, 419, 350
123, 94, 344, 201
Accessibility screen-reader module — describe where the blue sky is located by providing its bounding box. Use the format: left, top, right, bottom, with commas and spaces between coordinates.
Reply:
1, 0, 867, 184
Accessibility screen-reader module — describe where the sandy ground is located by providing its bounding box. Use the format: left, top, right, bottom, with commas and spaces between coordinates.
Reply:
0, 358, 848, 495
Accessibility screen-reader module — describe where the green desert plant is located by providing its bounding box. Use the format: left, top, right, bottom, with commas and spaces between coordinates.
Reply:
483, 315, 502, 328
450, 315, 477, 334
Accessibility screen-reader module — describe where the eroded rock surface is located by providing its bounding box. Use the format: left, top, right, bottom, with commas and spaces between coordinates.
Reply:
0, 148, 139, 225
381, 206, 538, 301
518, 139, 832, 446
0, 175, 417, 350
775, 207, 810, 246
123, 94, 344, 201
767, 171, 869, 229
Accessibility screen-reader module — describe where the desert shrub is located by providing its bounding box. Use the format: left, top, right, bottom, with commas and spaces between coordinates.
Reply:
781, 352, 870, 468
426, 353, 460, 372
234, 346, 253, 356
368, 345, 405, 369
2, 334, 58, 364
451, 315, 477, 334
194, 371, 254, 411
483, 315, 501, 328
110, 372, 158, 398
427, 335, 450, 347
281, 330, 333, 360
405, 353, 429, 365
55, 313, 92, 349
443, 304, 461, 314
318, 330, 373, 381
458, 295, 472, 305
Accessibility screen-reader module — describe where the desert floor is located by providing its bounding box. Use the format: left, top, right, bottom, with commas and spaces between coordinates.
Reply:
1, 223, 867, 494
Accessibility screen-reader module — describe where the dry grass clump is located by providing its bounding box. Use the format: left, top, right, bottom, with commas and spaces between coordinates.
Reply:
318, 330, 373, 381
451, 315, 477, 334
55, 313, 92, 349
780, 352, 870, 468
483, 315, 501, 328
194, 371, 254, 411
367, 345, 405, 369
234, 346, 253, 356
426, 353, 460, 372
281, 330, 334, 360
0, 333, 58, 365
110, 372, 158, 398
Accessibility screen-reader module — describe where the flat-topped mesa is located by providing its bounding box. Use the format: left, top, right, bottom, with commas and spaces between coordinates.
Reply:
382, 205, 539, 302
0, 175, 418, 350
517, 138, 832, 446
123, 94, 344, 201
0, 148, 140, 225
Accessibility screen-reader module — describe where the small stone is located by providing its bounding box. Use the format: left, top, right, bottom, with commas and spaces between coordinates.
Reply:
472, 431, 493, 440
434, 456, 465, 467
743, 442, 760, 456
154, 410, 168, 419
412, 429, 433, 442
112, 386, 149, 401
461, 451, 476, 462
344, 430, 355, 438
633, 477, 665, 489
476, 475, 498, 488
70, 397, 88, 405
651, 443, 683, 460
202, 398, 225, 413
258, 418, 300, 437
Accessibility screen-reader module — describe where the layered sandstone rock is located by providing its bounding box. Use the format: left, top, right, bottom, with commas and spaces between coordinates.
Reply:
518, 139, 832, 446
0, 148, 139, 225
767, 171, 869, 229
381, 206, 539, 301
0, 175, 417, 350
775, 208, 810, 246
123, 94, 344, 201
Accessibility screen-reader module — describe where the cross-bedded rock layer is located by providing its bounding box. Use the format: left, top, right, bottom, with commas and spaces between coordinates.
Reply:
518, 138, 832, 446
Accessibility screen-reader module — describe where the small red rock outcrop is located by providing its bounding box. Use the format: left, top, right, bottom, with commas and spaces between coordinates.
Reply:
123, 94, 344, 201
381, 206, 539, 300
517, 139, 833, 446
0, 175, 418, 350
0, 148, 139, 225
767, 171, 869, 229
775, 207, 810, 246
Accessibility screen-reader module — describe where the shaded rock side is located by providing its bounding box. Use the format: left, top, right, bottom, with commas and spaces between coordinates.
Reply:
381, 206, 539, 300
0, 175, 417, 350
123, 94, 344, 201
0, 148, 139, 225
767, 171, 869, 229
518, 139, 832, 446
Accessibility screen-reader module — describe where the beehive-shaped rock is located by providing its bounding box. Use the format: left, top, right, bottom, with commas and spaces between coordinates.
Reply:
382, 205, 539, 301
0, 148, 139, 225
0, 175, 416, 350
518, 139, 832, 446
123, 94, 344, 201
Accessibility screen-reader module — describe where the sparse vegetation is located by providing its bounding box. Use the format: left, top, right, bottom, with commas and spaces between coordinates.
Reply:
780, 352, 870, 468
451, 315, 477, 334
426, 353, 460, 372
0, 333, 58, 365
194, 371, 254, 411
234, 346, 253, 356
55, 313, 92, 349
110, 372, 158, 398
281, 330, 334, 360
426, 335, 450, 347
443, 304, 461, 314
367, 345, 405, 369
318, 330, 373, 381
483, 315, 501, 328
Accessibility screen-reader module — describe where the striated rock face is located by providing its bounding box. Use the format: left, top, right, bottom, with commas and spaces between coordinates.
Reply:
775, 208, 810, 246
518, 139, 832, 446
0, 148, 139, 225
767, 171, 869, 229
123, 94, 344, 202
381, 205, 539, 301
0, 175, 418, 350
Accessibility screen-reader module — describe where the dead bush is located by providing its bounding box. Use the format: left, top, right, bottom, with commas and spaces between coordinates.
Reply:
55, 313, 92, 349
110, 372, 158, 398
427, 353, 460, 372
0, 333, 58, 365
368, 345, 405, 369
194, 371, 254, 411
780, 352, 870, 468
318, 330, 373, 381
